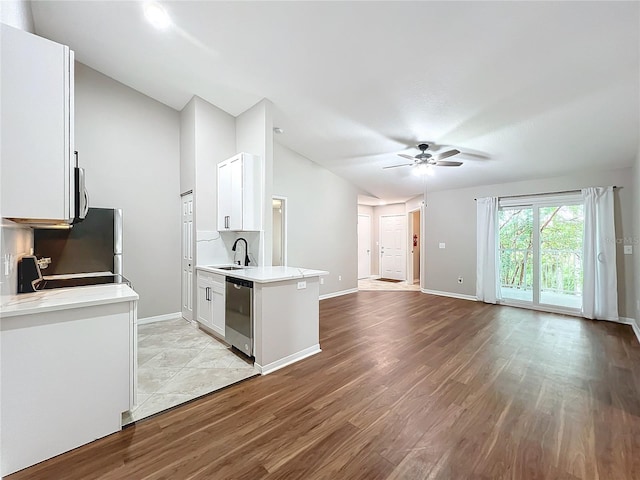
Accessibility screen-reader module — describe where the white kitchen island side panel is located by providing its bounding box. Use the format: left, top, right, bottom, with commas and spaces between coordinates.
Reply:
254, 277, 320, 372
1, 301, 133, 477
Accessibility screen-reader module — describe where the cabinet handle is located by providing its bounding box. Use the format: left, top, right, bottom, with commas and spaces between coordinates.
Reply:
206, 286, 211, 301
225, 216, 230, 229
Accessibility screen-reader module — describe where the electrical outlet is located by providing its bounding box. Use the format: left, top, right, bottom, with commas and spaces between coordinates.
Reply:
439, 243, 446, 249
458, 277, 463, 284
320, 277, 324, 285
624, 245, 633, 255
297, 281, 306, 290
338, 275, 342, 281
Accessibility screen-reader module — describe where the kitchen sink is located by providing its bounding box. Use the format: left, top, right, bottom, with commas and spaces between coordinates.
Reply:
211, 265, 244, 271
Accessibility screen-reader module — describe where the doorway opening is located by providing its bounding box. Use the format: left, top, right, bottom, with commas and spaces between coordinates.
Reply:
272, 196, 287, 266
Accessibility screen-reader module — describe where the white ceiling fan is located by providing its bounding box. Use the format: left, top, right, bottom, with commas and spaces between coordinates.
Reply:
383, 143, 462, 170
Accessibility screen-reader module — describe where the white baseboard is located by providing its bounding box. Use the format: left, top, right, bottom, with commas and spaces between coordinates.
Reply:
255, 344, 321, 375
320, 288, 358, 300
618, 317, 640, 344
137, 312, 182, 325
421, 289, 477, 302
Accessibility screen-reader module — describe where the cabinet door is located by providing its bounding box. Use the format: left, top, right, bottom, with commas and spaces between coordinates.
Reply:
196, 279, 213, 327
1, 25, 74, 221
211, 279, 226, 337
229, 156, 244, 230
217, 160, 232, 231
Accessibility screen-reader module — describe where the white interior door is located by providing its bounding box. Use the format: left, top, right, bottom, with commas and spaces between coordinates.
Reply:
380, 215, 406, 281
181, 193, 194, 321
357, 214, 371, 279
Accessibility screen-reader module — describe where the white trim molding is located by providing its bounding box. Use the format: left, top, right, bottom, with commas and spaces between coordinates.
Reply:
137, 312, 182, 325
421, 289, 478, 302
617, 317, 640, 344
320, 288, 358, 300
255, 344, 321, 375
498, 300, 583, 318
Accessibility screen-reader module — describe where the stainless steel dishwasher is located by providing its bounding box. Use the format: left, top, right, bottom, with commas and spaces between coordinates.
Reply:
225, 276, 254, 357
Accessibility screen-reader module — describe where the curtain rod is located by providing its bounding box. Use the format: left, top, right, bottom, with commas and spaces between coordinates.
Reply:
474, 186, 618, 201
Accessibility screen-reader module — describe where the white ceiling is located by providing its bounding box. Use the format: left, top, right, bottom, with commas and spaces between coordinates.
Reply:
30, 1, 639, 203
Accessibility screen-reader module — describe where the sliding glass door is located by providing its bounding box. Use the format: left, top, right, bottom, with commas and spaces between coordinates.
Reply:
499, 196, 584, 312
499, 207, 533, 302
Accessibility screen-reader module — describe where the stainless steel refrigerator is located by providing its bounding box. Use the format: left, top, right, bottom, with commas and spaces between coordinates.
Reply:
34, 207, 123, 275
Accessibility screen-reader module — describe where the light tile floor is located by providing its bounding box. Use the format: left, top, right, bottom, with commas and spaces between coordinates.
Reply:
358, 278, 421, 291
123, 318, 259, 425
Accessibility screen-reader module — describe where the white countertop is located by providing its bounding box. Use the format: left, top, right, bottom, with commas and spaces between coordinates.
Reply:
0, 284, 139, 318
196, 265, 329, 283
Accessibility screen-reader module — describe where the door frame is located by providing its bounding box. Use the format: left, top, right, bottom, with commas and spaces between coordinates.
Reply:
357, 214, 372, 279
407, 207, 421, 287
379, 214, 407, 280
498, 195, 584, 315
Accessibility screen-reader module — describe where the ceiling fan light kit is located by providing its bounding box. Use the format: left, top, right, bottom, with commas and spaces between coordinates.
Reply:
384, 143, 463, 170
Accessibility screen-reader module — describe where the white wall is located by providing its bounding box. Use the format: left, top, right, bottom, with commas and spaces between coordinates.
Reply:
274, 142, 358, 295
179, 98, 196, 195
421, 167, 636, 317
0, 0, 34, 32
633, 152, 640, 321
74, 63, 181, 318
192, 96, 237, 266
235, 99, 273, 266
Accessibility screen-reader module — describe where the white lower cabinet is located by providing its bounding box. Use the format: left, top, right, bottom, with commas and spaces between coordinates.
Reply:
1, 299, 137, 477
196, 270, 225, 337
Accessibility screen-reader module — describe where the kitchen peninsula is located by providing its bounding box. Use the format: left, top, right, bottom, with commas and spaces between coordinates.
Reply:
196, 265, 328, 374
0, 284, 138, 477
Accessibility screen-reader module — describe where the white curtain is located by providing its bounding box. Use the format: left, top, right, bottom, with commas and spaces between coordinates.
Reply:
582, 186, 618, 321
476, 197, 501, 304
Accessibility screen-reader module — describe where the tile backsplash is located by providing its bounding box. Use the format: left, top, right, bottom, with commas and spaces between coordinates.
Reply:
1, 220, 33, 302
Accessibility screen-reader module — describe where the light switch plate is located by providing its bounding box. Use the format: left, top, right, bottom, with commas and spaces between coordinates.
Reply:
624, 245, 633, 255
439, 243, 446, 249
297, 281, 306, 290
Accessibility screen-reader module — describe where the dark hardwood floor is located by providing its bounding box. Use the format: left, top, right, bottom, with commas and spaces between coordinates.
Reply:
9, 291, 640, 479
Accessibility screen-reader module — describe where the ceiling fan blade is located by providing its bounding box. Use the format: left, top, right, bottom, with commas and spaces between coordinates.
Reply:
397, 153, 416, 161
383, 163, 413, 169
433, 149, 460, 161
435, 160, 463, 167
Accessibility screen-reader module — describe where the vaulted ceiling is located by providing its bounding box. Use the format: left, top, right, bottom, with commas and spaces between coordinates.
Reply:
31, 1, 640, 203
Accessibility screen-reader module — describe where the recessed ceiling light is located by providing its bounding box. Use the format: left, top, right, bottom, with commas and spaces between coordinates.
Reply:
273, 127, 284, 134
144, 2, 171, 29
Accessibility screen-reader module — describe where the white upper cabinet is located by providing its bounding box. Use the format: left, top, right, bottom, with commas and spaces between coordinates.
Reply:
217, 153, 263, 231
1, 24, 75, 223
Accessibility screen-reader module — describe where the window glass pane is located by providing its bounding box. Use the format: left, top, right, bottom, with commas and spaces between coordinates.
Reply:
539, 205, 584, 309
499, 208, 533, 302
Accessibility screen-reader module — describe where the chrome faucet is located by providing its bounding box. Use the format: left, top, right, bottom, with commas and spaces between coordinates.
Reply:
231, 238, 250, 266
